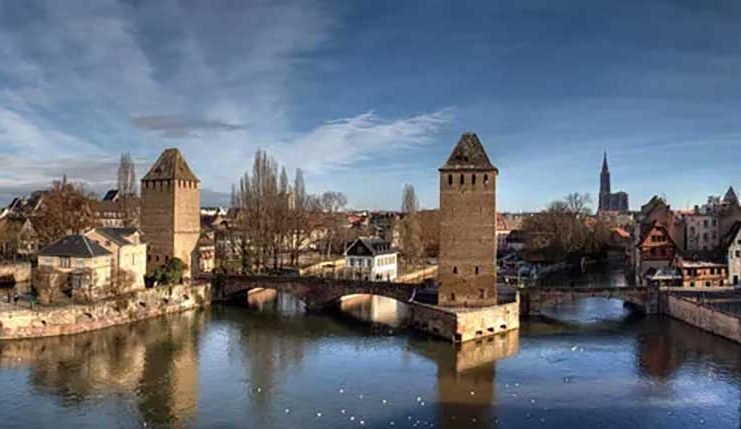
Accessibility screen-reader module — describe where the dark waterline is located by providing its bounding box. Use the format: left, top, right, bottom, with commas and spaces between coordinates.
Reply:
0, 292, 740, 428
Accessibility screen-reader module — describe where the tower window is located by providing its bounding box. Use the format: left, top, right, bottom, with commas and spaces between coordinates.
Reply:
448, 174, 452, 186
479, 289, 486, 299
484, 174, 489, 185
450, 292, 456, 302
453, 266, 458, 274
475, 266, 479, 275
472, 174, 476, 185
460, 174, 464, 185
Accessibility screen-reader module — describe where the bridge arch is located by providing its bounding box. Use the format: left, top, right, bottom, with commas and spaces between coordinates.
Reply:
520, 287, 656, 316
216, 275, 419, 311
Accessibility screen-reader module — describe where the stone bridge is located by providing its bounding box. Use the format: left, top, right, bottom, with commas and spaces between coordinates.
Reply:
520, 286, 659, 315
214, 275, 421, 310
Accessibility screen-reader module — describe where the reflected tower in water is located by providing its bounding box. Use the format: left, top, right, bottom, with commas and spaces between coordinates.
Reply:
434, 332, 519, 427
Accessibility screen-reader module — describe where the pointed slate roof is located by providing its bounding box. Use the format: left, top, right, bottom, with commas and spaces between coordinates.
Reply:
602, 151, 609, 173
723, 186, 739, 206
142, 148, 199, 182
39, 235, 112, 258
440, 132, 497, 171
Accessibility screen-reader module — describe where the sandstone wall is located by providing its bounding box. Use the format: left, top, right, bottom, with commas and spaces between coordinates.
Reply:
0, 262, 32, 284
0, 283, 210, 340
410, 299, 519, 343
664, 295, 741, 344
438, 169, 498, 307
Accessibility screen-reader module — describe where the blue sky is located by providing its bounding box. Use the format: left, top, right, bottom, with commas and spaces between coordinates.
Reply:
0, 0, 740, 211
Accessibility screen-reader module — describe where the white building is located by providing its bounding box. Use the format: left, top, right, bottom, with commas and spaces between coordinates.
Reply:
344, 238, 397, 281
726, 222, 741, 286
85, 227, 147, 291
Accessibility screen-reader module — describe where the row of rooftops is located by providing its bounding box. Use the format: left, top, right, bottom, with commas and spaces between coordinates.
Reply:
38, 227, 140, 258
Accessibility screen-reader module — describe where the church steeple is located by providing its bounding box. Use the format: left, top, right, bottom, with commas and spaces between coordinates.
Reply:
600, 151, 611, 195
602, 151, 609, 174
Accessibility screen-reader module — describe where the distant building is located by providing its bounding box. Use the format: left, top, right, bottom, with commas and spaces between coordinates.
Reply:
0, 217, 39, 260
344, 238, 397, 281
725, 222, 741, 286
635, 221, 678, 285
598, 152, 629, 213
140, 149, 201, 278
196, 232, 216, 275
438, 132, 498, 307
673, 256, 727, 287
95, 200, 126, 228
682, 212, 719, 252
85, 227, 147, 291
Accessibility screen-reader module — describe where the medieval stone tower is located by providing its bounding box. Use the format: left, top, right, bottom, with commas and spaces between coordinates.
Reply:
140, 148, 201, 278
438, 132, 498, 307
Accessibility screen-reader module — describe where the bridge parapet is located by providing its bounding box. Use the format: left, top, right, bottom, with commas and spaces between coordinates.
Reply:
519, 286, 659, 315
215, 275, 422, 310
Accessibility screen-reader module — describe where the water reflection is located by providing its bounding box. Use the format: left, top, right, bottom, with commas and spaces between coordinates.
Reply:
0, 310, 206, 427
0, 291, 739, 427
429, 333, 519, 428
339, 294, 409, 328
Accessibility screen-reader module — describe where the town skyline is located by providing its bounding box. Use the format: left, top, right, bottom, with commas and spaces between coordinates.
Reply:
1, 0, 740, 211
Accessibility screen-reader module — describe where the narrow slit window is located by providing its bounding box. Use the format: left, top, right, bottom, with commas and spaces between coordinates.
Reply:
448, 174, 453, 186
453, 266, 458, 274
460, 174, 464, 185
484, 174, 489, 185
472, 174, 476, 185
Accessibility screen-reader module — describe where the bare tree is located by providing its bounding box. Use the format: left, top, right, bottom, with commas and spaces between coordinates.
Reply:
117, 153, 139, 227
32, 178, 99, 246
288, 169, 308, 266
399, 184, 423, 267
319, 191, 347, 258
521, 193, 607, 261
564, 192, 592, 216
228, 150, 347, 273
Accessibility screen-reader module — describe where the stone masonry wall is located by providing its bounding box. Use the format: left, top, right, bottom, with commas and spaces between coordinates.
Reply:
0, 283, 210, 340
0, 262, 32, 284
173, 181, 200, 279
438, 169, 498, 307
141, 179, 176, 273
664, 295, 741, 344
410, 299, 520, 343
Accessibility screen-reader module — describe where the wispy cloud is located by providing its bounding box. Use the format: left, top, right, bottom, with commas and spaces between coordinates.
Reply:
279, 109, 452, 174
132, 115, 246, 138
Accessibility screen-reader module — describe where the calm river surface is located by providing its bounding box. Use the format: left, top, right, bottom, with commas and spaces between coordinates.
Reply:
0, 289, 740, 428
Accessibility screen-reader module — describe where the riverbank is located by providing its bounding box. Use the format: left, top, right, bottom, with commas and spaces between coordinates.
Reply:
662, 288, 741, 344
0, 282, 210, 340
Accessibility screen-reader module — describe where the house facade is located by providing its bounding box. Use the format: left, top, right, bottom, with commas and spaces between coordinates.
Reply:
726, 222, 741, 286
636, 221, 678, 285
85, 227, 147, 291
673, 256, 727, 287
682, 213, 719, 252
37, 235, 113, 302
344, 238, 398, 281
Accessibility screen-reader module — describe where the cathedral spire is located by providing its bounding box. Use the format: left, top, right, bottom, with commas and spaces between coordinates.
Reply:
602, 151, 609, 173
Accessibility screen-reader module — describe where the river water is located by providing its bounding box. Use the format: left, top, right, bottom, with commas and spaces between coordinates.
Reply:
0, 289, 740, 428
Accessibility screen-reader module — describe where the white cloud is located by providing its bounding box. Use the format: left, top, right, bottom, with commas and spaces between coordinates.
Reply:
0, 1, 452, 207
278, 110, 452, 174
